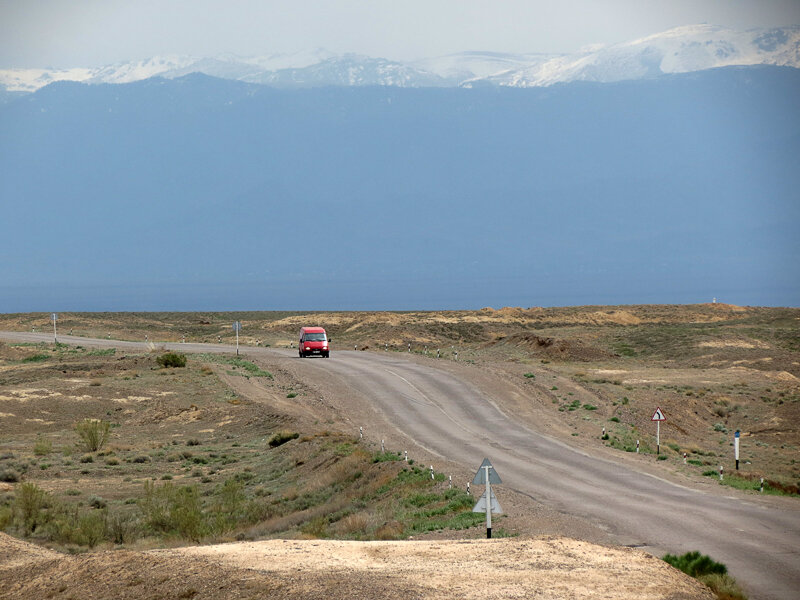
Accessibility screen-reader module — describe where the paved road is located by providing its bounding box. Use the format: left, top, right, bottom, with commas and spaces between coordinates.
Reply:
3, 332, 799, 600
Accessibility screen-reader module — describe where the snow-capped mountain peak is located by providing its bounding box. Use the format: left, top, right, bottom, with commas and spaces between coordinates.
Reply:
1, 24, 798, 93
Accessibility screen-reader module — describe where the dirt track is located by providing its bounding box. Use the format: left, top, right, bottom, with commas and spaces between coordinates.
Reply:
0, 532, 715, 600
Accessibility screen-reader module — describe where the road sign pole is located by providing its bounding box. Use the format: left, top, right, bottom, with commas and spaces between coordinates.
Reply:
485, 465, 492, 539
51, 313, 58, 344
236, 327, 239, 356
657, 420, 660, 455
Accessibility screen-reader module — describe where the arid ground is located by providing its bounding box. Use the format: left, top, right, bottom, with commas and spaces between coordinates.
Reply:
0, 304, 798, 599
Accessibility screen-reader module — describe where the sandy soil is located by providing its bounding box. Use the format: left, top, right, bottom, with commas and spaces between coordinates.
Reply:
0, 532, 714, 600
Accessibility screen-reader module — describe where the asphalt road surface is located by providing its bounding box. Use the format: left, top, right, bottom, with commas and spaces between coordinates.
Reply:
3, 332, 798, 600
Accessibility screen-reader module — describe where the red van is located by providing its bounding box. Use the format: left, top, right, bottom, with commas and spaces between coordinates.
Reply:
298, 327, 330, 358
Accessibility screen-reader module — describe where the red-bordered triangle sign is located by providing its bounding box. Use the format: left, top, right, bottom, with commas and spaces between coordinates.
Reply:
651, 407, 666, 421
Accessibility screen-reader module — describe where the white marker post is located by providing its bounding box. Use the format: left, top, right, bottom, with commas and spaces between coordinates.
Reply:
651, 407, 666, 455
51, 313, 58, 344
734, 430, 740, 470
232, 321, 241, 355
472, 458, 503, 539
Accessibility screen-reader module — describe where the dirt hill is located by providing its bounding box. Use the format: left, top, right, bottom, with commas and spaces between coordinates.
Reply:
0, 532, 714, 600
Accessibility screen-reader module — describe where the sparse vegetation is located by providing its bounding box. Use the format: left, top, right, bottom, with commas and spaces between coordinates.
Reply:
662, 551, 747, 599
33, 437, 52, 456
157, 352, 187, 368
75, 419, 111, 452
268, 431, 299, 447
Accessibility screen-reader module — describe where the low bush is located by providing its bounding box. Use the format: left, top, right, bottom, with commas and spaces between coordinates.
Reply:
663, 550, 727, 578
33, 438, 52, 456
14, 482, 51, 535
662, 551, 747, 599
157, 352, 187, 368
22, 353, 50, 363
75, 419, 111, 452
0, 468, 20, 482
139, 481, 206, 542
268, 431, 299, 447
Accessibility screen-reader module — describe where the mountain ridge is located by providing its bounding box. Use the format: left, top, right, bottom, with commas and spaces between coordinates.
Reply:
2, 24, 798, 92
1, 65, 798, 310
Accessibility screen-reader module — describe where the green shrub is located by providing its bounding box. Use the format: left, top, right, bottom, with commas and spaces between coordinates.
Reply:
609, 417, 620, 423
22, 353, 49, 363
0, 468, 20, 482
663, 551, 727, 578
78, 510, 107, 548
157, 352, 187, 368
14, 482, 50, 534
372, 451, 402, 463
75, 419, 111, 452
268, 431, 299, 447
33, 437, 52, 456
698, 573, 748, 599
88, 495, 107, 509
523, 373, 536, 379
107, 510, 139, 544
286, 392, 298, 398
139, 481, 207, 542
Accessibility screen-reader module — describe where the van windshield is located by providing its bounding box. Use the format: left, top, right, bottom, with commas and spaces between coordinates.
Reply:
304, 333, 326, 341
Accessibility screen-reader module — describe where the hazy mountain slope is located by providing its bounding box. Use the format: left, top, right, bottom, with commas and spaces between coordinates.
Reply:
0, 67, 798, 310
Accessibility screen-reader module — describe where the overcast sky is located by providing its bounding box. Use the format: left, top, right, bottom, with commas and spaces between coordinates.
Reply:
2, 0, 800, 67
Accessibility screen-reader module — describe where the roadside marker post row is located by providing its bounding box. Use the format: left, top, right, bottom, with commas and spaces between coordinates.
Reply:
361, 429, 466, 501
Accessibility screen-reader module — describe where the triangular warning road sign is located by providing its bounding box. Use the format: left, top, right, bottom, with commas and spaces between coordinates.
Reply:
651, 407, 666, 421
472, 458, 502, 485
472, 489, 503, 514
